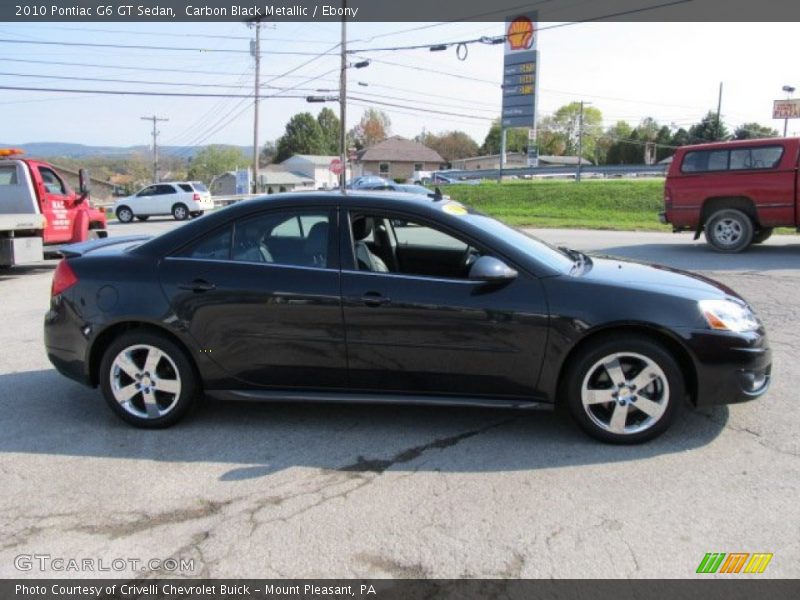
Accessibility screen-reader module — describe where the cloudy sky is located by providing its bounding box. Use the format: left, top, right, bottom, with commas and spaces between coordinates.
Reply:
0, 21, 796, 150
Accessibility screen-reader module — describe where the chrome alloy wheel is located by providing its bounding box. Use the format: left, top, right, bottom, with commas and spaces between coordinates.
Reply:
110, 344, 181, 419
712, 217, 744, 247
581, 352, 669, 435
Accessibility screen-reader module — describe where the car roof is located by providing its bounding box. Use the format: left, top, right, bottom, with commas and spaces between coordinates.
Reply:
675, 137, 795, 152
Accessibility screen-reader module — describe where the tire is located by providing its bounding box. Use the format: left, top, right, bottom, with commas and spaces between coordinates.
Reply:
563, 335, 685, 444
172, 203, 189, 221
752, 227, 774, 244
116, 206, 134, 223
136, 216, 150, 222
99, 330, 199, 428
705, 209, 754, 253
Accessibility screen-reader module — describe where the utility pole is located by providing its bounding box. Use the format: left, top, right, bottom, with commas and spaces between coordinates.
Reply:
575, 101, 589, 182
716, 81, 723, 140
251, 22, 261, 194
140, 115, 168, 184
339, 0, 347, 194
498, 128, 506, 182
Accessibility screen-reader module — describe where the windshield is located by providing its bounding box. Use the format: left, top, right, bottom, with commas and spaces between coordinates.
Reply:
464, 214, 576, 273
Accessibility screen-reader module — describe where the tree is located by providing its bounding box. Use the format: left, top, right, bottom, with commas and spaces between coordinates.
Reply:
734, 122, 779, 140
274, 112, 327, 163
416, 130, 479, 162
688, 110, 730, 143
481, 119, 529, 154
549, 102, 603, 159
317, 107, 340, 155
259, 140, 276, 167
349, 108, 391, 149
187, 145, 248, 184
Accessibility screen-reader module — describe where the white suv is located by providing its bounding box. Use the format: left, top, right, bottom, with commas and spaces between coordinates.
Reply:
113, 181, 214, 223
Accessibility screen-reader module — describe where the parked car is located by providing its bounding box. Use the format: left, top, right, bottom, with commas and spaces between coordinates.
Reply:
1, 149, 107, 267
661, 137, 800, 252
358, 181, 447, 198
431, 171, 481, 185
45, 191, 770, 443
113, 181, 213, 223
346, 176, 391, 190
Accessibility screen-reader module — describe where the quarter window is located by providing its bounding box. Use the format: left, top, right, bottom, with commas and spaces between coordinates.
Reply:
730, 146, 784, 170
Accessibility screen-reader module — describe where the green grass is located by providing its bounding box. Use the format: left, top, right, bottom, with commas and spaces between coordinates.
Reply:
445, 179, 670, 231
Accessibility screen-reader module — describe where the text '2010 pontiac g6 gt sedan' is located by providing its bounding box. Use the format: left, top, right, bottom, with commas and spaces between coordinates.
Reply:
44, 191, 771, 443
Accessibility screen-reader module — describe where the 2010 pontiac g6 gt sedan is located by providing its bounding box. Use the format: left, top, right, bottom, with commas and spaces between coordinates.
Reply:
44, 192, 771, 443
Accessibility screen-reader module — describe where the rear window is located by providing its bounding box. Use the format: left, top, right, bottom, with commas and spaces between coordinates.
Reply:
681, 145, 784, 173
191, 181, 209, 192
0, 165, 18, 185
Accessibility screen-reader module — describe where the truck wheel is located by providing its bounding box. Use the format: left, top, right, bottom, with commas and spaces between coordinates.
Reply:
705, 209, 754, 253
136, 216, 149, 222
563, 335, 684, 444
116, 206, 134, 223
752, 228, 774, 244
172, 204, 189, 221
99, 330, 199, 428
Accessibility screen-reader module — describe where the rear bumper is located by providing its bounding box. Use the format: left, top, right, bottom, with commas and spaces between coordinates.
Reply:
683, 328, 771, 406
44, 295, 93, 387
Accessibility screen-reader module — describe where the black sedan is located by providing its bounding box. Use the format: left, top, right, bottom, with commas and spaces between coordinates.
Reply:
44, 192, 771, 443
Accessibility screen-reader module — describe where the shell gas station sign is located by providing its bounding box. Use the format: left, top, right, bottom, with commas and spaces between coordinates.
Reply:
501, 12, 538, 129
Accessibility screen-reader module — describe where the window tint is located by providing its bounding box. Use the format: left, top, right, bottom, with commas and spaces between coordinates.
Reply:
39, 167, 66, 195
179, 227, 232, 260
729, 146, 784, 170
178, 184, 193, 192
137, 186, 156, 196
232, 210, 330, 268
155, 184, 177, 195
0, 165, 18, 185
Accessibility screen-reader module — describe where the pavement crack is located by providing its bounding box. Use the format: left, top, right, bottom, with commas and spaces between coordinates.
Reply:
339, 417, 517, 474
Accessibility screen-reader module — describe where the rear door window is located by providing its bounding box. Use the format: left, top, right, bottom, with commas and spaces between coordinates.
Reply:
155, 184, 177, 195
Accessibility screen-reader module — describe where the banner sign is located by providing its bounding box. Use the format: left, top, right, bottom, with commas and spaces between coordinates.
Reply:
501, 11, 538, 129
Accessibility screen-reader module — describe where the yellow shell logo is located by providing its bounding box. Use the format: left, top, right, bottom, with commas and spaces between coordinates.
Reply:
507, 17, 534, 51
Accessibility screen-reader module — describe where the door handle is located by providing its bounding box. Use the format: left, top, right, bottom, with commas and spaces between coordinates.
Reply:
178, 279, 216, 292
360, 292, 391, 307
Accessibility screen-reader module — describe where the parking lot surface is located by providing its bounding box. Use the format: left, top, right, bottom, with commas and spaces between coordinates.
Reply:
1, 216, 798, 578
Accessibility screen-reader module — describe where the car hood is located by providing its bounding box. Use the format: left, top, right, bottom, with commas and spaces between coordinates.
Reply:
578, 255, 743, 302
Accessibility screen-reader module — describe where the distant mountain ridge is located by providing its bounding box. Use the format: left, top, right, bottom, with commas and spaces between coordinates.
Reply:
0, 142, 253, 159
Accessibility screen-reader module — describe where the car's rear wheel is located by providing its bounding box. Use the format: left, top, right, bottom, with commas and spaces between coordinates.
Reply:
564, 335, 684, 444
172, 203, 189, 221
705, 209, 754, 253
752, 227, 774, 244
136, 216, 150, 222
99, 330, 198, 428
116, 206, 134, 223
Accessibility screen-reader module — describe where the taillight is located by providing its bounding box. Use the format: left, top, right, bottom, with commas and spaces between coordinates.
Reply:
51, 260, 78, 296
193, 193, 201, 201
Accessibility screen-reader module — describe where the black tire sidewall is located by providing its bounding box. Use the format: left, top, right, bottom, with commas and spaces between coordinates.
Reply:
564, 335, 685, 444
99, 330, 198, 428
706, 209, 754, 253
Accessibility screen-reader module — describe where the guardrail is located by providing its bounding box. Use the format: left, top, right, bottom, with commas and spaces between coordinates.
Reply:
441, 164, 668, 180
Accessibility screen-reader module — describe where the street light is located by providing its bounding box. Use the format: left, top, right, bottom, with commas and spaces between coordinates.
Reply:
782, 85, 795, 137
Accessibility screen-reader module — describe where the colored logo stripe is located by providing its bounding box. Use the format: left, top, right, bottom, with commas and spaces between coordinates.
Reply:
744, 553, 773, 574
696, 552, 773, 574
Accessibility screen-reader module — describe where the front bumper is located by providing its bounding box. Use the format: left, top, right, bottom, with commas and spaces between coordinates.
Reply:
683, 328, 771, 406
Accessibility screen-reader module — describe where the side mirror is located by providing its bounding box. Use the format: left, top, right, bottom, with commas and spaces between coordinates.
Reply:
469, 256, 518, 282
78, 168, 91, 201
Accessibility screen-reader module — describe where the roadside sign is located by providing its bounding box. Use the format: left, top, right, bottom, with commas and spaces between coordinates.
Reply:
234, 169, 250, 195
501, 11, 538, 129
773, 99, 800, 119
329, 158, 344, 175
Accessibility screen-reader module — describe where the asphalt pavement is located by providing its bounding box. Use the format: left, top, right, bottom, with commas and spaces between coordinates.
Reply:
1, 216, 798, 578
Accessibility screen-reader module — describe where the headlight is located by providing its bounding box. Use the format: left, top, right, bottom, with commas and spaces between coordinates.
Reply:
699, 299, 759, 333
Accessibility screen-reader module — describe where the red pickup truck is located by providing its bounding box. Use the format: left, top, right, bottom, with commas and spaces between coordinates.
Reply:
661, 137, 798, 252
1, 149, 107, 267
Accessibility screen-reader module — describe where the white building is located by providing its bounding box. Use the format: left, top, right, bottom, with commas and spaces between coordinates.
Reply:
280, 155, 351, 190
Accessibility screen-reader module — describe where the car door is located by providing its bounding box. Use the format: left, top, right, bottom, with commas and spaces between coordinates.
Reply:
133, 185, 158, 215
153, 183, 179, 215
34, 164, 74, 245
339, 208, 549, 399
158, 206, 347, 389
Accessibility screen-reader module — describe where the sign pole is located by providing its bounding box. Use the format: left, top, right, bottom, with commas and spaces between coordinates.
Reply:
499, 128, 506, 182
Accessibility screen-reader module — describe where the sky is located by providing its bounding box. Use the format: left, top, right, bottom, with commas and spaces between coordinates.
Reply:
0, 21, 797, 153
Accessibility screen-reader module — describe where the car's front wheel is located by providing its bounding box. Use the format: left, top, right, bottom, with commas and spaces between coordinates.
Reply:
116, 206, 134, 223
172, 203, 189, 221
564, 335, 684, 444
99, 330, 198, 428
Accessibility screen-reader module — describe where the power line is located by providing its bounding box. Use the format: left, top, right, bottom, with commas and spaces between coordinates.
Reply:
0, 85, 311, 99
347, 95, 492, 121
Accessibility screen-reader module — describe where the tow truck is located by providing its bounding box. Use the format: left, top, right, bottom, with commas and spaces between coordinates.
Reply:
0, 149, 107, 268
